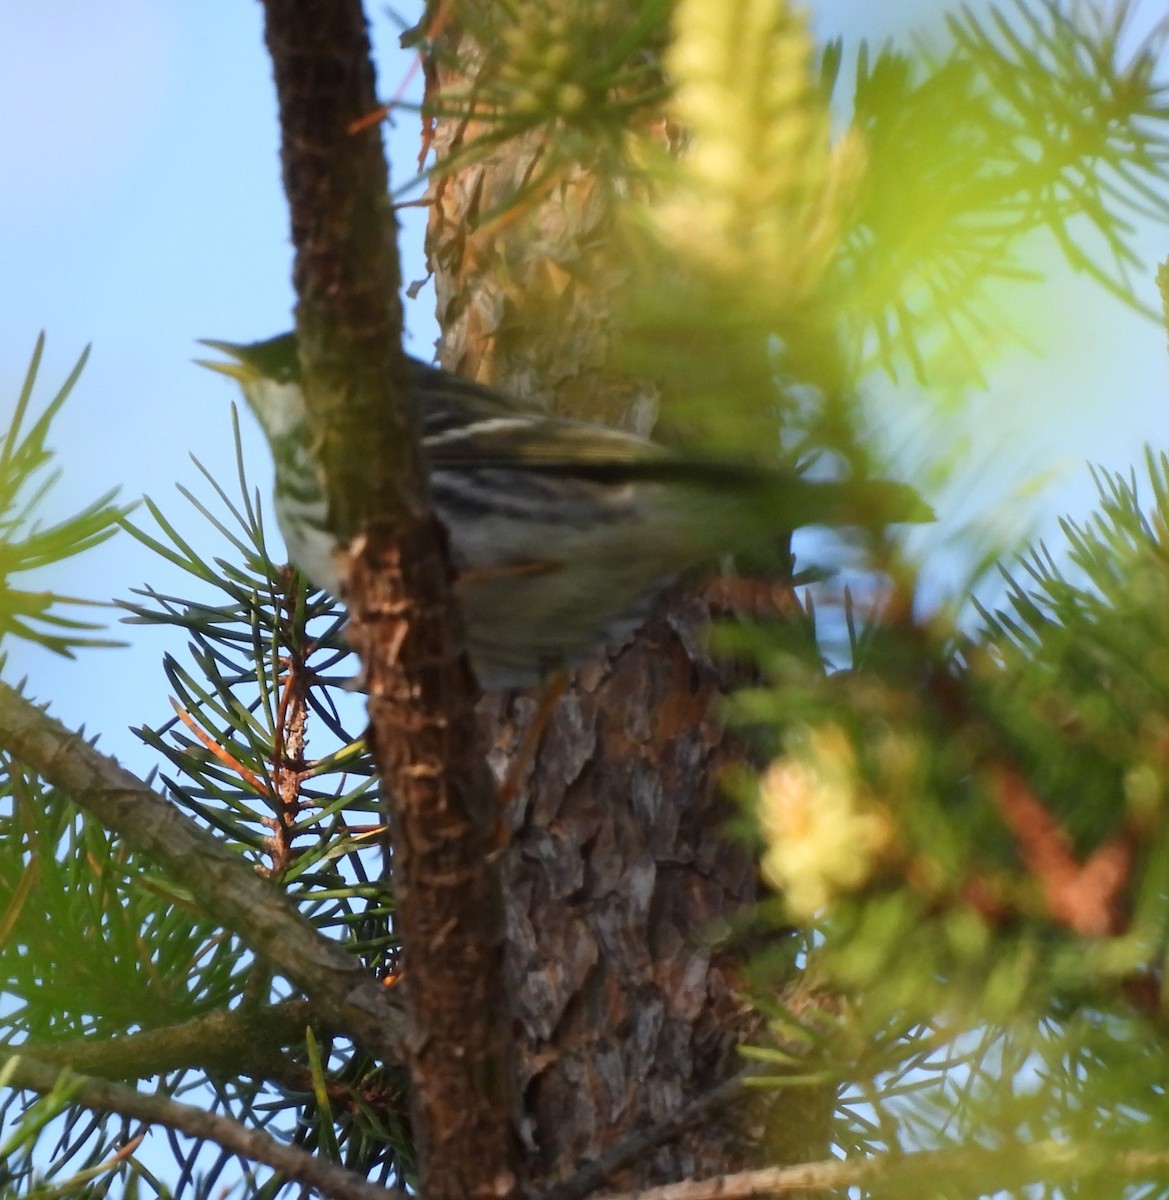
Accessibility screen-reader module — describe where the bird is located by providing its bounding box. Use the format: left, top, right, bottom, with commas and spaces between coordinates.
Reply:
198, 332, 928, 689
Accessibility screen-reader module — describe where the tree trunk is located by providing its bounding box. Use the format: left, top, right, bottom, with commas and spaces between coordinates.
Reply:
419, 16, 821, 1190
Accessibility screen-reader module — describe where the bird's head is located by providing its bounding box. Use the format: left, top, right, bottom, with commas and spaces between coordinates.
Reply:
197, 333, 305, 441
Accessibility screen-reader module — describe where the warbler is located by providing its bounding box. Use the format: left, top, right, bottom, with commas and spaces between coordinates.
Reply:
199, 333, 927, 689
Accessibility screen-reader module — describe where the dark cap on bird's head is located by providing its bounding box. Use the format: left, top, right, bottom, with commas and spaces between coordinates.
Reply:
196, 334, 300, 386
197, 334, 308, 440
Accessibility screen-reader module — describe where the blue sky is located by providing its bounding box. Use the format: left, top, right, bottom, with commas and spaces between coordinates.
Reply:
0, 2, 439, 762
2, 0, 1168, 768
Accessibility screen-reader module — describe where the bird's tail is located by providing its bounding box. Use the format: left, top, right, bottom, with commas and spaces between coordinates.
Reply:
763, 474, 934, 532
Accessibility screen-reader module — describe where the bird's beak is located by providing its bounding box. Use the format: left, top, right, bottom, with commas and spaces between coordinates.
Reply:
195, 339, 250, 383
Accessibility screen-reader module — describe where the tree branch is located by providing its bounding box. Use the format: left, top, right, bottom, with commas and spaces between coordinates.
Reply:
21, 1000, 320, 1083
259, 6, 517, 1200
0, 681, 402, 1065
589, 1139, 1169, 1200
543, 1070, 758, 1200
1, 1052, 404, 1200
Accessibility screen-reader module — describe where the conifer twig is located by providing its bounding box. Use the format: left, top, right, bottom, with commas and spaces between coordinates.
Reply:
542, 1070, 756, 1200
588, 1139, 1169, 1200
20, 1000, 320, 1083
1, 1053, 404, 1200
0, 680, 403, 1065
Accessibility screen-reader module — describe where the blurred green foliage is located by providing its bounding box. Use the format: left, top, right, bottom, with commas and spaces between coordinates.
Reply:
0, 336, 127, 657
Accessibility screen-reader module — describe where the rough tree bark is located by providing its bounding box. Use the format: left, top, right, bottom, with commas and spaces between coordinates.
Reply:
417, 9, 828, 1189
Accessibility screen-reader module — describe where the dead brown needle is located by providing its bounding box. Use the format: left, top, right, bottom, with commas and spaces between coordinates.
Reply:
170, 698, 270, 797
347, 0, 455, 136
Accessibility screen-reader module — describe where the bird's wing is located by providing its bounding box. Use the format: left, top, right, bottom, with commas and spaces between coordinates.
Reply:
423, 409, 672, 467
407, 359, 682, 472
408, 358, 529, 436
407, 359, 932, 523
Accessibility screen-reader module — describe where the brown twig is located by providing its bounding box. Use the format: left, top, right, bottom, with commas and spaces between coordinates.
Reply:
903, 604, 1135, 936
348, 0, 457, 139
267, 602, 314, 874
992, 766, 1131, 936
542, 1070, 756, 1200
704, 575, 801, 621
587, 1140, 1169, 1200
2, 1053, 403, 1200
